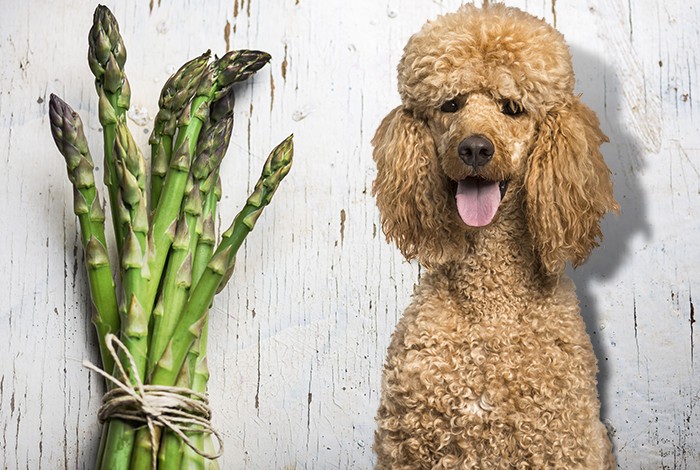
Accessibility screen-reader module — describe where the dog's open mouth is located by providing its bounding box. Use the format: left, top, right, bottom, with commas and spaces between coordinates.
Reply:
455, 177, 509, 227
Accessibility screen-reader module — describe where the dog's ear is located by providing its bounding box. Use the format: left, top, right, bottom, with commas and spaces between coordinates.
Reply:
525, 97, 619, 274
372, 106, 448, 262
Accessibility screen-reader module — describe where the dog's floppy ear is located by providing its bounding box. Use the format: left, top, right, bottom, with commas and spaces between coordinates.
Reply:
525, 97, 619, 274
372, 106, 447, 262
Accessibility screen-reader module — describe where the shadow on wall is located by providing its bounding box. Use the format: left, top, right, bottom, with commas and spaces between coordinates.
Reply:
567, 47, 651, 423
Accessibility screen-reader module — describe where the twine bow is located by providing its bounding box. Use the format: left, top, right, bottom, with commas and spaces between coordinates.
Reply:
83, 334, 224, 469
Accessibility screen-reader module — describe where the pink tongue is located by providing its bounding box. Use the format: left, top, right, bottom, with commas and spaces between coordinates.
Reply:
455, 178, 501, 227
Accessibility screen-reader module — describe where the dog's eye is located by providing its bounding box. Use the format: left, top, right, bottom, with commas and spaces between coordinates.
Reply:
502, 100, 525, 116
440, 99, 460, 113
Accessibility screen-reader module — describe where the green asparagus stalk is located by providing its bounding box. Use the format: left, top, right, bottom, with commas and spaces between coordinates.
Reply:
150, 52, 211, 212
150, 335, 199, 470
178, 314, 212, 470
190, 90, 232, 286
135, 78, 243, 470
129, 58, 269, 466
88, 5, 130, 260
152, 135, 293, 389
148, 87, 235, 379
155, 324, 209, 470
146, 179, 200, 378
49, 94, 120, 375
160, 176, 220, 470
171, 96, 234, 470
192, 175, 221, 288
167, 183, 222, 470
99, 119, 152, 470
128, 135, 292, 470
145, 50, 271, 329
113, 120, 150, 376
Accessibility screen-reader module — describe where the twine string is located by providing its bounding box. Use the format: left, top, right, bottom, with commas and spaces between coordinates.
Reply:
83, 334, 224, 468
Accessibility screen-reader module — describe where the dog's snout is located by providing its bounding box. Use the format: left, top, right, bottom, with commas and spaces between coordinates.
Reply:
458, 135, 494, 168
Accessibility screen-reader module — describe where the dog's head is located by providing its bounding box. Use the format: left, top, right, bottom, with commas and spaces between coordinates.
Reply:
372, 4, 618, 273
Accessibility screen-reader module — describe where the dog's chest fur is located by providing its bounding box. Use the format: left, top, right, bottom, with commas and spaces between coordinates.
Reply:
377, 225, 605, 467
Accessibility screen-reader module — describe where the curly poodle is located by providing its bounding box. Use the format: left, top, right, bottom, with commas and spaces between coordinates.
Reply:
372, 4, 618, 469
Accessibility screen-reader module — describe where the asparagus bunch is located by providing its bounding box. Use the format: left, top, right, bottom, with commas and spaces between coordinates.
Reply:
49, 5, 293, 469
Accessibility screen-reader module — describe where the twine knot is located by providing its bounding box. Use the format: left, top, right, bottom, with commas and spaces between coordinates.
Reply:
83, 334, 224, 469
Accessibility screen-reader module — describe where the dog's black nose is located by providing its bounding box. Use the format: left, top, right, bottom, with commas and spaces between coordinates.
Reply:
458, 135, 494, 168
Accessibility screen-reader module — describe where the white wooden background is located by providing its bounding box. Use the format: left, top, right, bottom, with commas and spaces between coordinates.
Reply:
1, 0, 698, 468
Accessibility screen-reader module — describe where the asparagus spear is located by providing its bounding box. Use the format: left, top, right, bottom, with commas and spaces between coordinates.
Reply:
148, 94, 236, 382
145, 50, 271, 325
129, 51, 271, 470
181, 176, 222, 470
148, 90, 235, 378
151, 322, 209, 470
168, 95, 234, 469
113, 119, 151, 378
130, 135, 293, 470
150, 52, 211, 212
158, 176, 221, 470
178, 312, 214, 470
152, 135, 293, 389
189, 93, 229, 286
88, 5, 130, 260
136, 83, 240, 470
146, 179, 200, 378
131, 136, 293, 469
86, 10, 144, 468
98, 119, 152, 470
49, 94, 120, 375
192, 175, 221, 288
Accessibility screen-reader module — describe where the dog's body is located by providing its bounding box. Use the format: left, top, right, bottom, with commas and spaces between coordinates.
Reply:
372, 5, 617, 469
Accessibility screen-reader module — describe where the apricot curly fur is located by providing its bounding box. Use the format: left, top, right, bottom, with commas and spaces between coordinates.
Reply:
372, 4, 618, 469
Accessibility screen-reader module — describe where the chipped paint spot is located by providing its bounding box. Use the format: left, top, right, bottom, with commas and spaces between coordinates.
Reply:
691, 292, 696, 365
233, 0, 239, 18
691, 298, 696, 326
633, 294, 640, 369
224, 20, 231, 51
270, 70, 275, 112
551, 0, 558, 27
340, 209, 346, 244
247, 102, 253, 153
281, 44, 288, 82
255, 327, 260, 410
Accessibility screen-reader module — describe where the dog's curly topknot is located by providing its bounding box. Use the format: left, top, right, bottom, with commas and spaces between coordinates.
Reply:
398, 4, 574, 116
